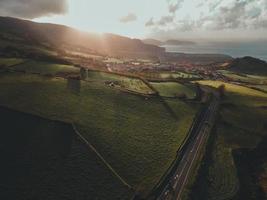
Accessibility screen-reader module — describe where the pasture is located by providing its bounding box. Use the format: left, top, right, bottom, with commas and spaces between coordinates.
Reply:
142, 71, 200, 80
12, 60, 80, 76
219, 70, 267, 85
86, 70, 154, 95
150, 82, 196, 99
0, 107, 131, 200
192, 79, 267, 200
0, 58, 25, 67
0, 72, 199, 195
196, 80, 267, 98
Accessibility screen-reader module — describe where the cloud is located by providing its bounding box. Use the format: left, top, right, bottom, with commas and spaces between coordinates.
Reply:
119, 13, 137, 23
201, 0, 265, 30
158, 15, 174, 26
147, 0, 267, 36
208, 0, 223, 12
0, 0, 68, 19
145, 18, 155, 27
145, 0, 267, 41
168, 0, 184, 14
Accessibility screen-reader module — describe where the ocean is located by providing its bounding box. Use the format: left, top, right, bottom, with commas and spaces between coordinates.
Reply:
163, 41, 267, 61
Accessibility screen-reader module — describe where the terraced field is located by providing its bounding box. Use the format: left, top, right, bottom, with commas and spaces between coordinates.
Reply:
0, 72, 198, 196
150, 82, 196, 99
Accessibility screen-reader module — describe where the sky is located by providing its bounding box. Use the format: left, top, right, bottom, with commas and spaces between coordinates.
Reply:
1, 0, 267, 41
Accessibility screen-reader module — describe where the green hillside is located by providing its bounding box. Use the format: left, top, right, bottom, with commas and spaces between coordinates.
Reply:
0, 71, 198, 196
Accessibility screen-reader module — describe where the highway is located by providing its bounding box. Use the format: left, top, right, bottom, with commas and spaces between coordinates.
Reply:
157, 98, 219, 200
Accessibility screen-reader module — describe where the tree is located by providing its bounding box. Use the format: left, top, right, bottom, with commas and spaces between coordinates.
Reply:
218, 84, 225, 98
195, 83, 203, 101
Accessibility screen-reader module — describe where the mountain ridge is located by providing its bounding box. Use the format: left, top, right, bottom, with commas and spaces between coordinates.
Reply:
0, 16, 165, 58
142, 38, 196, 46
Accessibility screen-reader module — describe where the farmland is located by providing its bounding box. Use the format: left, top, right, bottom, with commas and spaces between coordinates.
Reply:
191, 80, 267, 200
1, 14, 267, 200
86, 70, 154, 94
11, 60, 80, 76
219, 70, 267, 85
0, 106, 131, 200
196, 80, 267, 98
142, 71, 201, 80
0, 71, 199, 196
0, 57, 25, 67
150, 82, 196, 98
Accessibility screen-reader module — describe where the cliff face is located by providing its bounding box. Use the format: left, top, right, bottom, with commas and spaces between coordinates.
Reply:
0, 17, 165, 57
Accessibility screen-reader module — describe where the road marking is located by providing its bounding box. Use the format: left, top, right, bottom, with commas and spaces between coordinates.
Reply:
176, 125, 208, 200
158, 100, 218, 200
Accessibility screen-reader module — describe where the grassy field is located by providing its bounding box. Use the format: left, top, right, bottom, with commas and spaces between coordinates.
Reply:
247, 84, 267, 93
159, 72, 199, 79
150, 82, 196, 99
196, 80, 267, 98
142, 71, 200, 80
0, 58, 25, 67
219, 70, 267, 85
87, 70, 154, 95
0, 72, 199, 196
0, 107, 130, 200
205, 135, 239, 200
0, 37, 57, 56
12, 60, 80, 76
191, 79, 267, 200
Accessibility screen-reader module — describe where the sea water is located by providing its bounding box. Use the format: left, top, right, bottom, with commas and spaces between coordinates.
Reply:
163, 41, 267, 61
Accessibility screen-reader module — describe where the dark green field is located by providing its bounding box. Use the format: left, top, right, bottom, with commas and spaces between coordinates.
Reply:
150, 82, 196, 98
0, 71, 199, 196
12, 60, 80, 75
191, 80, 267, 200
0, 57, 25, 67
219, 70, 267, 85
142, 71, 200, 80
0, 107, 130, 200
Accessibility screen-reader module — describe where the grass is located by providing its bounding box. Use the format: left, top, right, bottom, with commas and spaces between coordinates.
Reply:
247, 84, 267, 93
87, 70, 154, 94
12, 60, 80, 75
0, 58, 25, 67
0, 37, 57, 56
259, 162, 267, 194
0, 72, 198, 196
206, 134, 239, 200
191, 79, 267, 200
219, 70, 267, 85
196, 80, 267, 98
142, 71, 200, 80
159, 72, 199, 79
150, 82, 196, 98
0, 106, 131, 200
